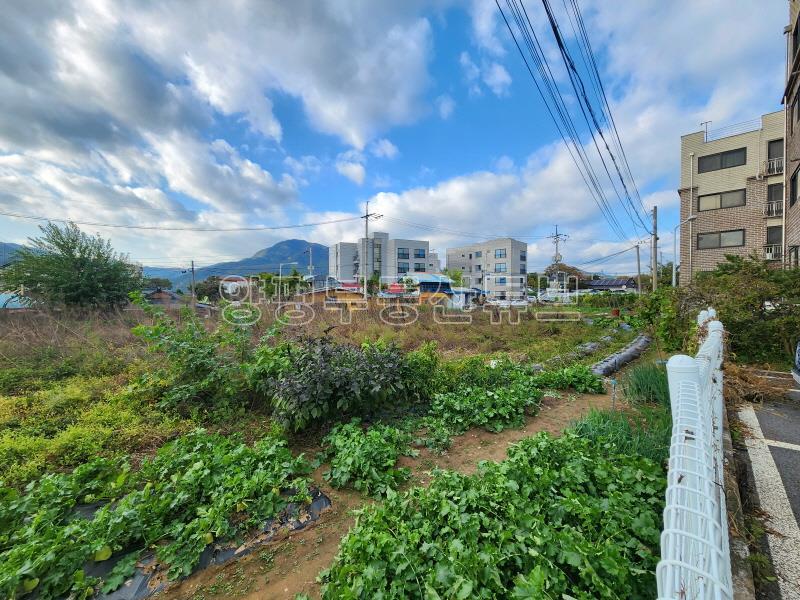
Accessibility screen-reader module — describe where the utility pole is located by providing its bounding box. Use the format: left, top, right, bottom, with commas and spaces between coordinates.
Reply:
651, 207, 658, 292
547, 225, 569, 288
190, 260, 196, 307
635, 243, 642, 294
307, 245, 313, 278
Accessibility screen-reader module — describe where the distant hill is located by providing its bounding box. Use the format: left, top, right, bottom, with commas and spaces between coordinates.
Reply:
143, 239, 329, 290
0, 243, 24, 267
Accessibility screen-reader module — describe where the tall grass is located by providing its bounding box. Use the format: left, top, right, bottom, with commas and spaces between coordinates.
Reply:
571, 408, 671, 465
572, 362, 672, 466
622, 363, 670, 406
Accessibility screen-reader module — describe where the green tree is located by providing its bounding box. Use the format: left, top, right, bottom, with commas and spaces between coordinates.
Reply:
194, 276, 222, 303
639, 255, 800, 365
0, 222, 142, 309
544, 262, 586, 282
143, 277, 172, 290
442, 268, 463, 286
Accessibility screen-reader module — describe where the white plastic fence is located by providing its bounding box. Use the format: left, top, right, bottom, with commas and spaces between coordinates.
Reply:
657, 308, 732, 600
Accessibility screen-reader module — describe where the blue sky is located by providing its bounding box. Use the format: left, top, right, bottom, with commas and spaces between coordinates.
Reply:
0, 0, 788, 274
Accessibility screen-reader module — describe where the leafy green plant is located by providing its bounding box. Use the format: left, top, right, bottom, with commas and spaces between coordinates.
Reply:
529, 364, 604, 393
131, 295, 252, 414
320, 433, 665, 599
271, 338, 413, 431
321, 420, 417, 496
0, 430, 311, 599
430, 378, 543, 436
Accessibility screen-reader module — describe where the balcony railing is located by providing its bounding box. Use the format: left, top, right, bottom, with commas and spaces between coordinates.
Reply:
763, 244, 783, 261
764, 201, 783, 217
761, 157, 784, 176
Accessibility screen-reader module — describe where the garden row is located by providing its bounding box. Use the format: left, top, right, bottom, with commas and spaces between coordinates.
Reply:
315, 362, 673, 599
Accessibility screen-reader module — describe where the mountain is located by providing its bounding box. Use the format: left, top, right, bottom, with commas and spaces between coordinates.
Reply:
143, 239, 329, 290
0, 243, 24, 266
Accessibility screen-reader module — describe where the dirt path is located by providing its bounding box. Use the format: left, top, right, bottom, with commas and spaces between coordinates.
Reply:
160, 391, 618, 600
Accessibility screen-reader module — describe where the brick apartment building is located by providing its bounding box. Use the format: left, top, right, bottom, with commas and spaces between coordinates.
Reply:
785, 0, 800, 267
678, 111, 785, 285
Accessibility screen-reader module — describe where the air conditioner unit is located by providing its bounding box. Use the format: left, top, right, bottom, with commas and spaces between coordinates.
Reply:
764, 249, 778, 260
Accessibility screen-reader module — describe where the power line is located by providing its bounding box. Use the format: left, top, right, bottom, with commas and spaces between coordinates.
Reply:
381, 215, 552, 241
496, 0, 629, 241
506, 0, 629, 240
575, 244, 638, 266
536, 0, 650, 235
0, 210, 362, 232
566, 0, 648, 219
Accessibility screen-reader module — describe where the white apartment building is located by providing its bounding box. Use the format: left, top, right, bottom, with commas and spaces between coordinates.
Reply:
329, 242, 358, 281
328, 232, 433, 281
446, 238, 528, 299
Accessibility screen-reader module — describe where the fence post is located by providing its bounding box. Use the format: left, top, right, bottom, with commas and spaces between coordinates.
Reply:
666, 354, 699, 423
658, 309, 732, 600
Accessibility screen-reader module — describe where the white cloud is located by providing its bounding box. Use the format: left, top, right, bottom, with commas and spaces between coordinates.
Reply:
149, 133, 297, 213
494, 155, 514, 172
468, 0, 504, 56
121, 1, 435, 148
459, 52, 511, 97
436, 94, 455, 119
459, 51, 483, 95
482, 62, 512, 96
370, 138, 399, 159
335, 150, 367, 185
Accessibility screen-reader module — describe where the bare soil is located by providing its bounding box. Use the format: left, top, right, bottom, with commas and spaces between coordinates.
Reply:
159, 391, 618, 600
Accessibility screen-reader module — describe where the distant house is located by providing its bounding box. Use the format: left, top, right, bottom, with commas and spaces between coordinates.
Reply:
143, 288, 184, 306
583, 277, 637, 291
449, 287, 485, 309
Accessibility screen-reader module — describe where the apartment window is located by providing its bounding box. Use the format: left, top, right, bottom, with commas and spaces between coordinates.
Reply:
792, 168, 799, 208
494, 248, 506, 258
495, 263, 507, 272
468, 253, 472, 259
768, 183, 783, 204
475, 251, 482, 258
520, 264, 527, 275
794, 18, 800, 59
397, 247, 409, 259
697, 229, 745, 250
697, 189, 745, 211
414, 262, 426, 272
766, 226, 783, 246
414, 248, 426, 258
768, 139, 784, 160
520, 250, 527, 262
496, 277, 507, 285
697, 148, 746, 173
398, 262, 409, 273
795, 97, 800, 133
475, 264, 481, 271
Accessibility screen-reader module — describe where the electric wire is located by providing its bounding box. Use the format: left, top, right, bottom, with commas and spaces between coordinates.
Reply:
496, 0, 629, 241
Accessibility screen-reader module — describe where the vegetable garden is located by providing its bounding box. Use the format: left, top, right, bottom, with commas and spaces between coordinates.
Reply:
0, 301, 670, 599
